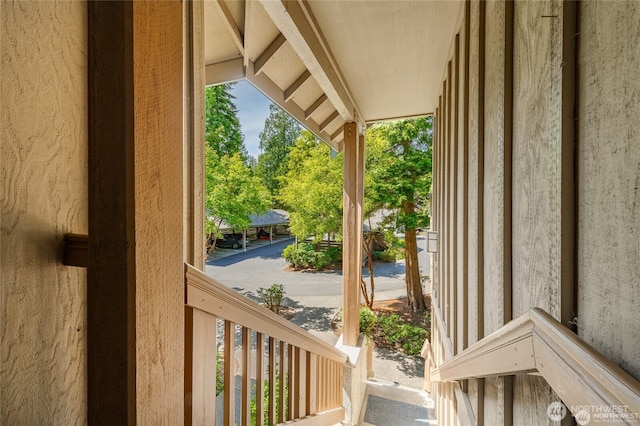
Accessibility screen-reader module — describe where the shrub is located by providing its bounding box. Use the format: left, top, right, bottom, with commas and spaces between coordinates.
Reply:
373, 249, 396, 263
282, 243, 331, 270
375, 313, 427, 356
359, 307, 376, 338
325, 245, 342, 264
257, 284, 285, 314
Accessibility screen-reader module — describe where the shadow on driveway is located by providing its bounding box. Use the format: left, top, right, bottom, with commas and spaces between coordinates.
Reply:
373, 346, 425, 379
231, 290, 336, 334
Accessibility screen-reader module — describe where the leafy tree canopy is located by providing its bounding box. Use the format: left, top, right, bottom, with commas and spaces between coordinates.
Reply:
256, 104, 301, 204
205, 148, 271, 235
279, 131, 343, 241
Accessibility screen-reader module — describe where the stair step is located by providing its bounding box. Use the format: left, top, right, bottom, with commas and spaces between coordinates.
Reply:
359, 379, 436, 426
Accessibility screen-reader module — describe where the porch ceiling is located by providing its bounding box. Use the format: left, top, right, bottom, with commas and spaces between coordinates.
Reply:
204, 0, 464, 151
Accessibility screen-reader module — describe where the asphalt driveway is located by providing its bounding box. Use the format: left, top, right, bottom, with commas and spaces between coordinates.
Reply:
204, 236, 431, 389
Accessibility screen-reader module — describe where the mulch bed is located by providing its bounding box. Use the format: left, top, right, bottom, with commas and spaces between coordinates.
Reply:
331, 295, 431, 353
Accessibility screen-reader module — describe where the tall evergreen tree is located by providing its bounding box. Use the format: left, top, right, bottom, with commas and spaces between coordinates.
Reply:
205, 83, 248, 160
256, 104, 301, 204
366, 117, 433, 312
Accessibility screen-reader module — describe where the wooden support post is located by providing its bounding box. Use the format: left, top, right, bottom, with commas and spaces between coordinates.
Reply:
87, 2, 184, 423
342, 122, 363, 346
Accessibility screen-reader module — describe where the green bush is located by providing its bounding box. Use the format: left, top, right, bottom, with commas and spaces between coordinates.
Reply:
325, 245, 342, 264
373, 249, 396, 263
375, 313, 427, 356
359, 307, 377, 338
282, 243, 331, 270
251, 374, 288, 425
257, 284, 285, 314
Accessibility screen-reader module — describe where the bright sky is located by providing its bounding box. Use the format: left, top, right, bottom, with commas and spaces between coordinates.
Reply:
230, 80, 273, 159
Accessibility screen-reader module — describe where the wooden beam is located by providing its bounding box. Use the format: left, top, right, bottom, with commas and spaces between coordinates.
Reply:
330, 127, 342, 142
258, 0, 357, 121
245, 62, 341, 152
87, 2, 184, 423
243, 0, 254, 68
205, 58, 245, 86
212, 0, 244, 54
319, 110, 339, 132
304, 93, 327, 119
254, 33, 286, 75
284, 69, 311, 102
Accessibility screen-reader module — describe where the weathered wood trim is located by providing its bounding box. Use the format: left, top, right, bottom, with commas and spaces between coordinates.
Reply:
254, 33, 286, 75
245, 60, 340, 152
285, 407, 345, 425
185, 307, 217, 425
560, 0, 577, 328
477, 0, 486, 345
185, 264, 347, 363
446, 63, 453, 339
184, 0, 205, 269
453, 35, 460, 356
432, 308, 640, 421
258, 0, 356, 120
503, 3, 515, 423
320, 110, 339, 132
305, 94, 328, 119
87, 3, 136, 422
63, 233, 89, 267
285, 69, 312, 102
205, 58, 245, 86
212, 0, 244, 54
503, 0, 514, 329
431, 296, 478, 425
461, 0, 470, 356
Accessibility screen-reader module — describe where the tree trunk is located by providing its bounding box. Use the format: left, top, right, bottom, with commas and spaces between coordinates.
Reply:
403, 202, 426, 311
361, 227, 376, 308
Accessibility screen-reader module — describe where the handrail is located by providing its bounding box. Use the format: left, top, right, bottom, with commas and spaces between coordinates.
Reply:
186, 264, 347, 364
185, 263, 346, 425
431, 308, 640, 419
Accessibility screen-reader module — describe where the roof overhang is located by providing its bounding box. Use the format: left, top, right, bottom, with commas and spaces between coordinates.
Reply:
204, 0, 464, 151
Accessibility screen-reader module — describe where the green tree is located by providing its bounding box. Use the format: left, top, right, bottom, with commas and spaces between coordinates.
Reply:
256, 104, 301, 204
205, 148, 271, 246
279, 131, 343, 241
205, 83, 248, 161
365, 117, 433, 312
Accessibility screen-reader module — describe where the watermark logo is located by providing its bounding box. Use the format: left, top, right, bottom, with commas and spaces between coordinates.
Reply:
547, 401, 567, 422
574, 409, 591, 426
547, 403, 640, 424
569, 405, 639, 424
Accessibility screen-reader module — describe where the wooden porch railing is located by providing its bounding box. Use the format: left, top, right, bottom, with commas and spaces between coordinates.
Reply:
184, 264, 347, 425
431, 307, 640, 422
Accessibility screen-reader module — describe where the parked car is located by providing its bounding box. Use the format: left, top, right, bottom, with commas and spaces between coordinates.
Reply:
215, 233, 248, 249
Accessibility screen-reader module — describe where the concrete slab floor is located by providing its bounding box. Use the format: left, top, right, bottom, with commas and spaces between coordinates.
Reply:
359, 379, 436, 426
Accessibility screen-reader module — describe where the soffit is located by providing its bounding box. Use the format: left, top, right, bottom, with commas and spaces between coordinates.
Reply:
203, 0, 464, 151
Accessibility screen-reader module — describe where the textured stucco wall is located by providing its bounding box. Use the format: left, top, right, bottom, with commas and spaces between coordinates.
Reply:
1, 1, 88, 423
577, 0, 640, 381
